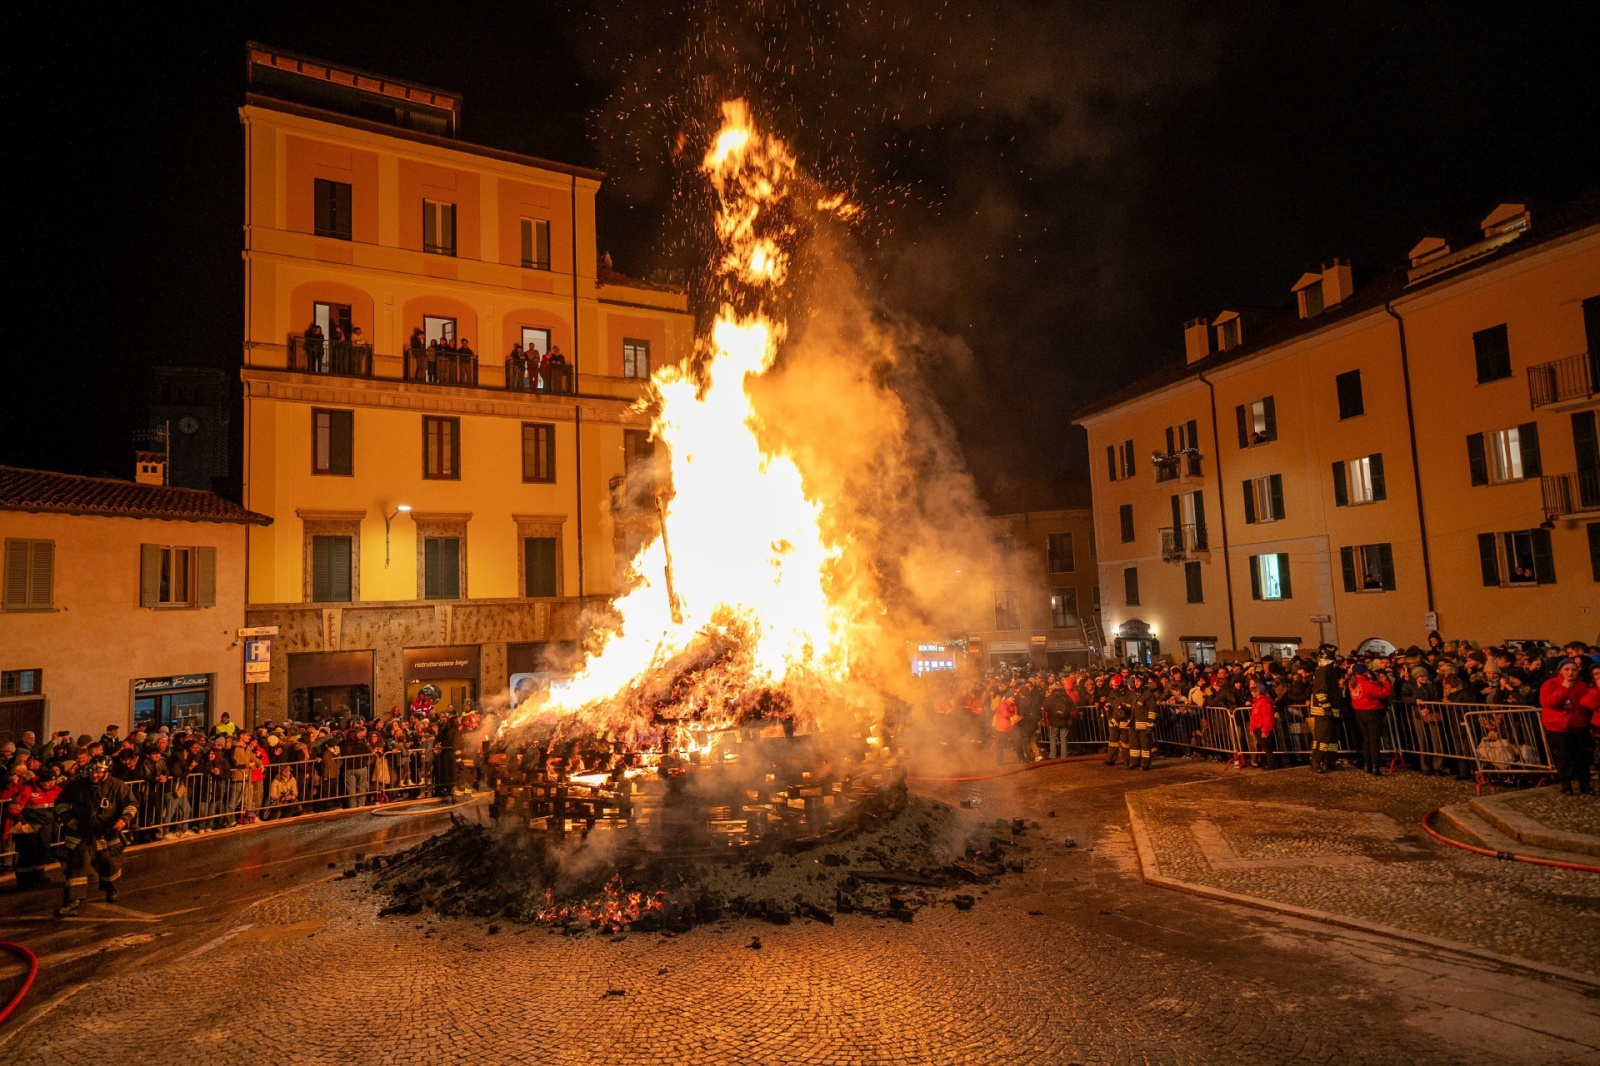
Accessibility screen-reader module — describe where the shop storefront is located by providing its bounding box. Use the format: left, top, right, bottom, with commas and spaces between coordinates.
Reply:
909, 641, 961, 677
506, 641, 580, 705
1249, 636, 1302, 660
987, 640, 1032, 669
405, 645, 481, 712
1112, 620, 1158, 664
1044, 640, 1091, 671
1179, 636, 1218, 666
132, 673, 213, 733
288, 650, 374, 724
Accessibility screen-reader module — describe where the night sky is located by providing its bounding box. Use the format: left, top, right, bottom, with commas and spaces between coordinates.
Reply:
4, 1, 1594, 507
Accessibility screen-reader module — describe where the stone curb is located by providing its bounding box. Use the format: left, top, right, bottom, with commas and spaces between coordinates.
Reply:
1471, 791, 1600, 858
1123, 793, 1600, 989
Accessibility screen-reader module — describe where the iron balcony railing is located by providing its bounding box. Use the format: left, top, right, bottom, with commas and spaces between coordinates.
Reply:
503, 356, 575, 395
287, 336, 374, 377
1159, 523, 1208, 562
405, 347, 479, 387
1541, 470, 1600, 518
1527, 350, 1600, 409
1152, 449, 1202, 482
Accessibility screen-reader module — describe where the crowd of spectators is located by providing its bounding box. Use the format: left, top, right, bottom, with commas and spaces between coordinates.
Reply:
917, 634, 1600, 794
2, 702, 498, 862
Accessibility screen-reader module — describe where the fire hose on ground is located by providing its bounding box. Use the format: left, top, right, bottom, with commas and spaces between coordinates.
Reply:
0, 941, 39, 1028
1420, 809, 1600, 874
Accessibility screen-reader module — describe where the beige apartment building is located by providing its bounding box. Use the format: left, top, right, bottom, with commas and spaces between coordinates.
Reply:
1076, 201, 1600, 662
955, 508, 1101, 672
238, 46, 692, 722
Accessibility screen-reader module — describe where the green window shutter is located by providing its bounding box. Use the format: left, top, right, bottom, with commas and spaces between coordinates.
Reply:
1332, 461, 1348, 507
536, 221, 550, 266
521, 219, 533, 265
314, 179, 331, 235
1530, 528, 1556, 585
1518, 422, 1541, 478
1119, 504, 1134, 543
196, 546, 216, 607
1340, 546, 1357, 592
1269, 474, 1285, 520
450, 421, 461, 479
1165, 426, 1176, 453
424, 538, 440, 598
3, 541, 29, 609
1106, 445, 1116, 481
331, 537, 351, 601
1191, 490, 1207, 550
331, 411, 353, 476
1588, 522, 1600, 581
1185, 420, 1199, 474
524, 537, 558, 597
1377, 543, 1396, 590
1473, 324, 1511, 383
335, 182, 351, 238
1262, 396, 1276, 441
442, 537, 461, 599
1123, 440, 1135, 475
1477, 532, 1501, 586
1242, 479, 1256, 524
1235, 405, 1248, 448
29, 540, 53, 608
1368, 453, 1386, 501
1466, 433, 1488, 486
140, 544, 161, 607
312, 537, 329, 602
1248, 555, 1262, 600
1277, 554, 1292, 599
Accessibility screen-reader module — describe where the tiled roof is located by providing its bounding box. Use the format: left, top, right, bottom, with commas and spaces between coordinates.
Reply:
0, 467, 272, 525
1073, 194, 1600, 421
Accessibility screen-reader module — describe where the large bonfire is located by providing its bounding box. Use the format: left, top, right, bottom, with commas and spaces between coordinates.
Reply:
506, 101, 864, 753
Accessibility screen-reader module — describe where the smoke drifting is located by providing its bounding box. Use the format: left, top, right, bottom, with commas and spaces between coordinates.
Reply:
565, 0, 1234, 496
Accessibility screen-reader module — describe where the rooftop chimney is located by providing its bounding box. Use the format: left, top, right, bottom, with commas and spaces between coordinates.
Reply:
1408, 236, 1450, 269
1321, 258, 1353, 307
1183, 318, 1212, 364
1480, 202, 1530, 239
135, 450, 167, 487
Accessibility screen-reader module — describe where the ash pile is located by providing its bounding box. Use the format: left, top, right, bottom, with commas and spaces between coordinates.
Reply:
372, 795, 1038, 933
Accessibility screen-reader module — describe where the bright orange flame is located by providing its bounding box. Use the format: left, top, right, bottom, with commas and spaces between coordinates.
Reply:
510, 100, 849, 734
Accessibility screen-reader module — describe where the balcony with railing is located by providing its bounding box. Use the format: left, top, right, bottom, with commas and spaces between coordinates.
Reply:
403, 346, 479, 387
1152, 448, 1202, 483
1159, 523, 1208, 562
1527, 350, 1600, 410
503, 355, 575, 395
287, 336, 374, 378
1541, 470, 1600, 518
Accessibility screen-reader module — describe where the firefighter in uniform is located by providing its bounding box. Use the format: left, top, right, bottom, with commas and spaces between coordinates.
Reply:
1128, 673, 1160, 771
7, 767, 62, 889
54, 755, 139, 916
1103, 674, 1131, 766
1308, 646, 1345, 774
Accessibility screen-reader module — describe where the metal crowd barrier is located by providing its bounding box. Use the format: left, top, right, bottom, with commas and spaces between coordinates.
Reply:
2, 748, 442, 866
1385, 699, 1486, 774
1154, 701, 1248, 761
1461, 707, 1554, 793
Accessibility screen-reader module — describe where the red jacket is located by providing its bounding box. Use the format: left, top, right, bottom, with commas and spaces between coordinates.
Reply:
1539, 677, 1592, 732
1248, 694, 1276, 735
992, 697, 1018, 733
1348, 674, 1393, 711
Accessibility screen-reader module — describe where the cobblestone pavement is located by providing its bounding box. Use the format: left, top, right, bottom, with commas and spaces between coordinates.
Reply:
1126, 766, 1600, 975
3, 761, 1598, 1066
1500, 787, 1600, 837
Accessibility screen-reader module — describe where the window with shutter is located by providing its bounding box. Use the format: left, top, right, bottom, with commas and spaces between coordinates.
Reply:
1119, 504, 1134, 543
1123, 567, 1139, 606
311, 536, 352, 603
1368, 453, 1386, 501
623, 339, 651, 380
140, 544, 161, 607
1276, 553, 1292, 599
1332, 461, 1348, 507
3, 539, 55, 610
1122, 440, 1136, 478
1049, 587, 1078, 628
1184, 561, 1203, 604
523, 537, 558, 598
1045, 533, 1074, 573
521, 423, 556, 483
1588, 522, 1600, 582
423, 417, 461, 479
1248, 555, 1262, 599
1250, 553, 1289, 600
196, 546, 216, 607
1340, 546, 1357, 592
1477, 532, 1501, 586
313, 409, 354, 476
1336, 370, 1364, 419
1106, 445, 1117, 481
520, 218, 551, 269
1466, 434, 1488, 486
423, 199, 457, 255
1473, 324, 1512, 383
313, 179, 353, 240
424, 537, 462, 600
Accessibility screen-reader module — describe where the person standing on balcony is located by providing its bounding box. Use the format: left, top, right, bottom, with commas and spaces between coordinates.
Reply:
548, 346, 570, 392
303, 321, 326, 372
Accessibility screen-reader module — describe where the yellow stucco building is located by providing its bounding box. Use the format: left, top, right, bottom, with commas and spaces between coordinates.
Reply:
1076, 201, 1599, 662
239, 45, 693, 721
961, 508, 1102, 672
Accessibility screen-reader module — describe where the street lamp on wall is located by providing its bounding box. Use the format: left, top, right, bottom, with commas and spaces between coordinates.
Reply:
385, 504, 412, 566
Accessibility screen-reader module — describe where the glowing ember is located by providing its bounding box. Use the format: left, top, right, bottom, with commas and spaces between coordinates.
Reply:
509, 100, 858, 751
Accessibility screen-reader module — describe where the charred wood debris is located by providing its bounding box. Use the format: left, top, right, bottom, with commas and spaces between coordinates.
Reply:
366, 797, 1053, 935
